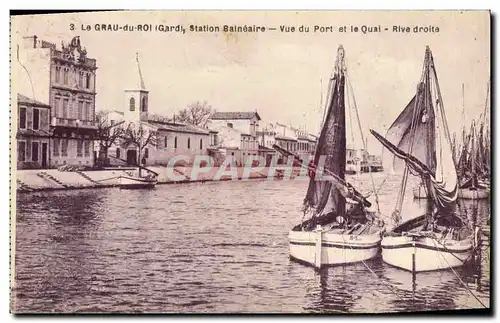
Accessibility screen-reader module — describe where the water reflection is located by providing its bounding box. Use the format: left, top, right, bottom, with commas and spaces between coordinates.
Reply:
13, 177, 491, 313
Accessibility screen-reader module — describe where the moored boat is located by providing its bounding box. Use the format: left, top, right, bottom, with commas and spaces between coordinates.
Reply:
370, 46, 475, 273
119, 167, 158, 189
454, 82, 491, 200
381, 215, 473, 272
285, 45, 385, 269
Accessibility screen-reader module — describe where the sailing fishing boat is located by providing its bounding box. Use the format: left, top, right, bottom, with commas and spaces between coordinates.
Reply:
456, 82, 490, 199
415, 82, 491, 200
370, 46, 475, 272
288, 45, 385, 269
456, 120, 489, 199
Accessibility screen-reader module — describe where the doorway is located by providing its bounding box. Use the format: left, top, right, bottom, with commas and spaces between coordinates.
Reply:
126, 149, 137, 166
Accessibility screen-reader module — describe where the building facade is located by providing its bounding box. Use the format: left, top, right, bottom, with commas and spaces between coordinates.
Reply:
209, 111, 274, 166
105, 54, 215, 167
16, 94, 51, 169
17, 35, 98, 168
209, 111, 261, 136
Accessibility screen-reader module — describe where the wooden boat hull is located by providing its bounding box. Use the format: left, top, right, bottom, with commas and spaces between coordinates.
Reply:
458, 187, 489, 200
119, 175, 157, 189
289, 229, 382, 268
381, 235, 472, 272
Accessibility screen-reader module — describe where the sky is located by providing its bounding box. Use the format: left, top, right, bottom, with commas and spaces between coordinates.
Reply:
11, 10, 490, 155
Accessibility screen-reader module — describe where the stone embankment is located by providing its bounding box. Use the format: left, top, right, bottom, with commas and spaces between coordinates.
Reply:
15, 166, 306, 192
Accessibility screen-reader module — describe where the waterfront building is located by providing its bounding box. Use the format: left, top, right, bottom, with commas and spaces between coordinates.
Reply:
16, 94, 51, 169
209, 111, 272, 166
209, 111, 261, 136
15, 35, 98, 168
106, 54, 215, 167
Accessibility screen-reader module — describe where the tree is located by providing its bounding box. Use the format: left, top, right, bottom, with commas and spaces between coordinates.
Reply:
95, 111, 125, 166
121, 122, 158, 176
175, 100, 215, 127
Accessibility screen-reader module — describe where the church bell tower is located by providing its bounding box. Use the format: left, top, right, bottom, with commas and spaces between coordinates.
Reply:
124, 52, 149, 122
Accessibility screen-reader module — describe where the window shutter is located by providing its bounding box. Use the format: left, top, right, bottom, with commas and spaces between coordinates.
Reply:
27, 109, 33, 129
26, 140, 32, 160
40, 109, 48, 130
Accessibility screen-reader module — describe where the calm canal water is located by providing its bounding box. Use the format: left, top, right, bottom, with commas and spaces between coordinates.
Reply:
13, 173, 490, 313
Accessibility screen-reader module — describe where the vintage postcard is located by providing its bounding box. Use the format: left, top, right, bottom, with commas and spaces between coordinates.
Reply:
10, 10, 491, 314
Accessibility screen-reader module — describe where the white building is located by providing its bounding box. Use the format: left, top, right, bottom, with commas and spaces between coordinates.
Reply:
209, 111, 261, 135
105, 54, 215, 167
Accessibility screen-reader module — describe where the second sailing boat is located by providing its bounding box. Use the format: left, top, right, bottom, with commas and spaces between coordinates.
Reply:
287, 45, 385, 269
370, 46, 475, 272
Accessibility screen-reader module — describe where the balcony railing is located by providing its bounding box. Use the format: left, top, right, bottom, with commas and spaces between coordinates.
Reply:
51, 117, 97, 129
52, 50, 97, 68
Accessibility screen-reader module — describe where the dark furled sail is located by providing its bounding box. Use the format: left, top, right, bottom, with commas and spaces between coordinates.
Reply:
371, 47, 458, 215
303, 46, 347, 220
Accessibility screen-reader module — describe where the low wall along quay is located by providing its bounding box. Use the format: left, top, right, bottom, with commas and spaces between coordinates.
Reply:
15, 166, 306, 192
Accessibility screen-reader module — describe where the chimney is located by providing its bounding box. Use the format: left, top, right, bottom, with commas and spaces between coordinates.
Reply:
173, 114, 176, 124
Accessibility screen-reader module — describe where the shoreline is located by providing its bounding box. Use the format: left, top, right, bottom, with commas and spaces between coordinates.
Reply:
15, 166, 308, 193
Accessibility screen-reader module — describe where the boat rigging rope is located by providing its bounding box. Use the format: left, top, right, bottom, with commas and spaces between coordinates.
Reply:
393, 58, 429, 224
340, 236, 404, 301
432, 240, 487, 308
345, 78, 357, 172
345, 74, 381, 215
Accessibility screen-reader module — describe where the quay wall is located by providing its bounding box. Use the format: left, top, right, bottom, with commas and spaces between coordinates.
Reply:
15, 166, 306, 192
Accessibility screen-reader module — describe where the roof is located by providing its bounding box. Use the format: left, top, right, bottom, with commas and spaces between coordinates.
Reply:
210, 111, 261, 121
147, 120, 210, 135
258, 145, 276, 152
17, 94, 50, 108
275, 135, 297, 142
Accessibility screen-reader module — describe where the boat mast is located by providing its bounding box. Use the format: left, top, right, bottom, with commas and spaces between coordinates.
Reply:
392, 48, 431, 223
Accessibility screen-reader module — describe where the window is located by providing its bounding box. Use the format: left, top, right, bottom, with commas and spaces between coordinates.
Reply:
63, 99, 68, 118
33, 109, 40, 130
79, 72, 84, 88
19, 107, 27, 129
86, 102, 92, 121
78, 101, 83, 120
86, 74, 91, 89
54, 97, 60, 118
18, 141, 26, 162
164, 136, 168, 148
84, 141, 90, 157
32, 142, 39, 162
144, 148, 149, 158
63, 69, 69, 85
141, 97, 147, 112
77, 140, 83, 157
116, 148, 121, 158
227, 123, 233, 128
53, 138, 60, 156
61, 139, 68, 157
55, 66, 61, 83
110, 120, 115, 126
174, 137, 177, 149
200, 138, 203, 150
187, 138, 191, 149
129, 97, 135, 111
